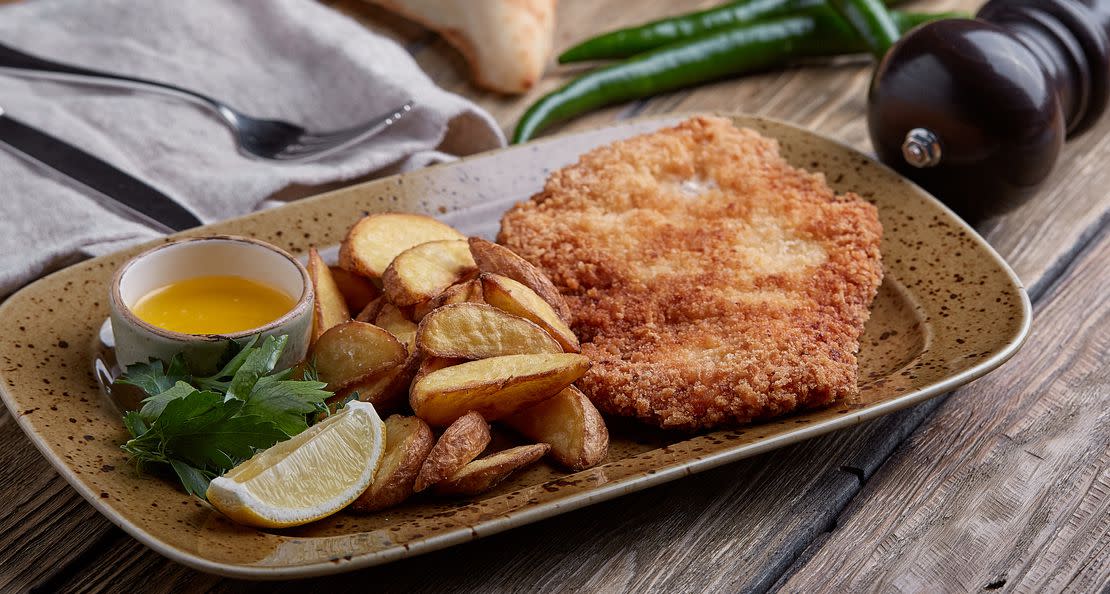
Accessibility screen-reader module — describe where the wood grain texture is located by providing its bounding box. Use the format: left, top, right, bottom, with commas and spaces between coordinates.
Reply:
0, 415, 116, 592
3, 0, 1110, 592
40, 438, 858, 594
779, 227, 1110, 594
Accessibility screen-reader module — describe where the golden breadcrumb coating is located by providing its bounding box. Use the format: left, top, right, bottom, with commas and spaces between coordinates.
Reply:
498, 116, 883, 430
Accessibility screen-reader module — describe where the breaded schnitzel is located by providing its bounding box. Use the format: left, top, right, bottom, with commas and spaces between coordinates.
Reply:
498, 116, 883, 430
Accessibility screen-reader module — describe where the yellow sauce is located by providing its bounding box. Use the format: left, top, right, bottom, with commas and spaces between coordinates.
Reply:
132, 275, 296, 334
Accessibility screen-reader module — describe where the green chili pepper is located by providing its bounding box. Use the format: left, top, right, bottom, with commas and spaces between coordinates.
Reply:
514, 8, 956, 143
558, 0, 915, 63
559, 0, 824, 63
827, 0, 900, 57
516, 15, 827, 143
891, 10, 967, 33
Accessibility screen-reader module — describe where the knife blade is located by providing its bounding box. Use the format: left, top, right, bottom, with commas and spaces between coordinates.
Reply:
0, 106, 201, 231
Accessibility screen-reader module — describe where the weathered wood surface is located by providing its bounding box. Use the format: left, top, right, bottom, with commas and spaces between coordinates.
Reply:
779, 228, 1110, 594
1, 0, 1108, 592
0, 416, 116, 593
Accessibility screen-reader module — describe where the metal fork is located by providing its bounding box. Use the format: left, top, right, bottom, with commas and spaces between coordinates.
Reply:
0, 42, 413, 162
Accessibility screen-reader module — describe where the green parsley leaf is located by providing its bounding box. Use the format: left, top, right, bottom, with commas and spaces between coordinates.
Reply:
165, 354, 190, 384
241, 375, 330, 435
169, 460, 216, 499
121, 427, 166, 466
225, 335, 287, 401
125, 389, 286, 474
115, 355, 188, 397
171, 413, 285, 471
138, 380, 198, 423
122, 410, 149, 438
116, 334, 335, 499
193, 336, 259, 391
300, 358, 320, 383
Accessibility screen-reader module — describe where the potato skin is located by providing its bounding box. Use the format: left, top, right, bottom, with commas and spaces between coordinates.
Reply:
335, 353, 420, 415
480, 273, 580, 353
312, 321, 407, 391
414, 356, 465, 383
351, 415, 434, 512
414, 411, 491, 492
339, 213, 464, 279
433, 443, 550, 496
308, 248, 351, 344
329, 265, 381, 313
412, 278, 484, 321
416, 302, 562, 360
382, 240, 476, 307
502, 386, 608, 470
409, 353, 590, 426
469, 238, 571, 321
355, 296, 384, 323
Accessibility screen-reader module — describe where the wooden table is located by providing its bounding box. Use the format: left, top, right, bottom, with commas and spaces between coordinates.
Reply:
2, 1, 1107, 592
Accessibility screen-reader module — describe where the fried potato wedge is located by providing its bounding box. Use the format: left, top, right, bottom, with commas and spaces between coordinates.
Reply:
352, 415, 434, 512
374, 302, 418, 352
415, 356, 464, 383
410, 353, 590, 426
432, 443, 550, 496
469, 238, 571, 320
312, 321, 407, 391
417, 303, 561, 359
383, 240, 477, 306
339, 213, 464, 279
481, 273, 580, 353
355, 296, 385, 323
308, 248, 351, 343
410, 300, 435, 324
335, 353, 419, 413
335, 370, 401, 412
444, 278, 484, 304
411, 278, 484, 321
329, 265, 381, 313
414, 411, 491, 492
502, 386, 608, 470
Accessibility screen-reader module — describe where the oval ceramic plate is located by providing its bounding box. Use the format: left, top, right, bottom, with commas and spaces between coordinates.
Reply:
0, 114, 1030, 579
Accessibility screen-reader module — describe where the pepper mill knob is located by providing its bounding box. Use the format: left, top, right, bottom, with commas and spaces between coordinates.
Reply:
901, 128, 942, 168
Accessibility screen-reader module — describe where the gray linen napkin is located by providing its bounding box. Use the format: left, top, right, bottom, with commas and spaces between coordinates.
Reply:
0, 0, 505, 297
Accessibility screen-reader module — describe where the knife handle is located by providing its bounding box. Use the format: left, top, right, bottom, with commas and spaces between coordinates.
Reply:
0, 42, 223, 118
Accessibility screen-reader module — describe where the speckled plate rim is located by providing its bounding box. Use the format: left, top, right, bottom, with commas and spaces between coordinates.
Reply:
0, 112, 1032, 579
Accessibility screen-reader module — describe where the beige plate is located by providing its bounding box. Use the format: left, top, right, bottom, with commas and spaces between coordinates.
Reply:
0, 114, 1030, 579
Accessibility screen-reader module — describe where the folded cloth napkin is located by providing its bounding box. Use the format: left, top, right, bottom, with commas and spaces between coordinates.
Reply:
0, 0, 505, 297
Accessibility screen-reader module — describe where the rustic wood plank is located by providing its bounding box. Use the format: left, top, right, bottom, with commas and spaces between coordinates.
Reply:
0, 415, 116, 592
42, 438, 858, 593
778, 226, 1110, 593
8, 1, 1110, 592
812, 117, 1110, 483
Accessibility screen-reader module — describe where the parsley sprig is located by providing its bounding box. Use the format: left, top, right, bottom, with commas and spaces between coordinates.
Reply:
116, 335, 332, 498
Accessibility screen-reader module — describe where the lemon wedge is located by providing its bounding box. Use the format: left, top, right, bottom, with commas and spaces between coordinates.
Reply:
207, 401, 385, 528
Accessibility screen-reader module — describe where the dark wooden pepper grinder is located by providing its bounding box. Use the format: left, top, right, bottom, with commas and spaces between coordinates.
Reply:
868, 0, 1110, 223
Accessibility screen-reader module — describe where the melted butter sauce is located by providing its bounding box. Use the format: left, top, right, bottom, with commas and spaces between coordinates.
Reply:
132, 275, 295, 335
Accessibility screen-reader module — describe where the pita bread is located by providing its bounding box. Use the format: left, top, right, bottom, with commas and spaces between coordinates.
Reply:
369, 0, 556, 94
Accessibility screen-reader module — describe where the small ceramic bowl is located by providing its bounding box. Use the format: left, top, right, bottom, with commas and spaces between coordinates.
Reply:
108, 236, 314, 373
